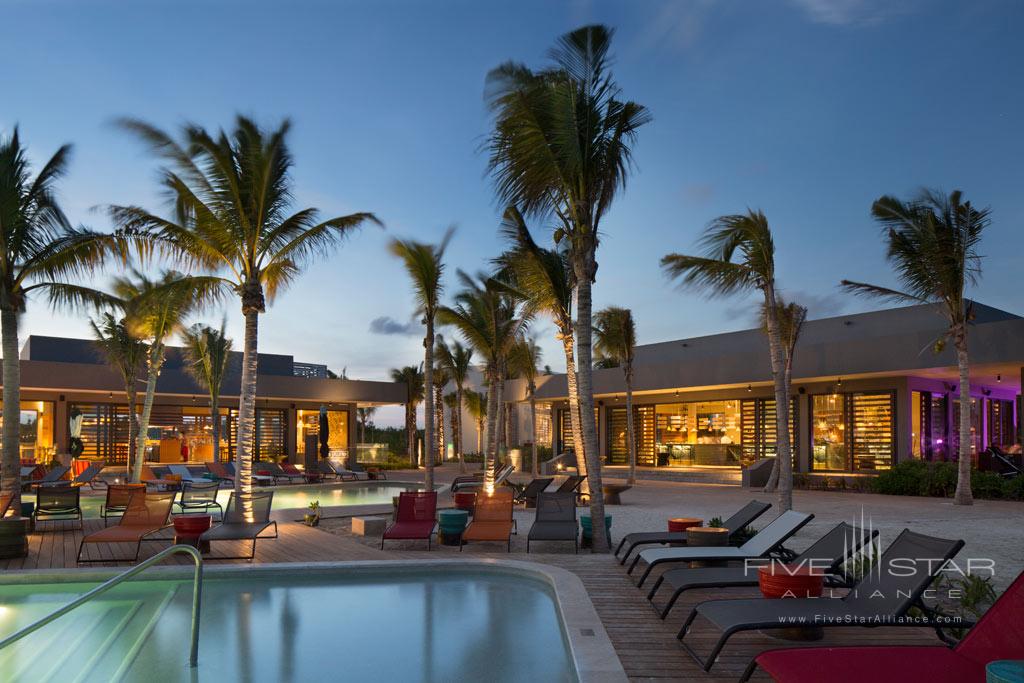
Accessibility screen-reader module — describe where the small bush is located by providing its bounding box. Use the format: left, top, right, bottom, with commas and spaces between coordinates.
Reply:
872, 460, 1024, 501
1002, 476, 1024, 500
971, 470, 1006, 499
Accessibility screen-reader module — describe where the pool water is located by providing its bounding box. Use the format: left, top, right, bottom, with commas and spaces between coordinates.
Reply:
26, 482, 430, 519
0, 570, 575, 682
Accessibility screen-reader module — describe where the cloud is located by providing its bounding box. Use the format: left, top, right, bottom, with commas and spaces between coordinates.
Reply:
789, 0, 909, 26
369, 316, 420, 336
636, 0, 719, 51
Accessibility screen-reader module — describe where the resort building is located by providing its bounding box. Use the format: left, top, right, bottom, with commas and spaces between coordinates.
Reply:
1, 336, 405, 467
521, 302, 1024, 478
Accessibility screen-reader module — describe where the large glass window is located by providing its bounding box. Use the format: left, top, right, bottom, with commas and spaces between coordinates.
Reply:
70, 403, 131, 464
741, 398, 796, 464
812, 392, 895, 471
850, 393, 894, 471
655, 401, 742, 467
605, 405, 656, 466
988, 399, 1016, 449
0, 400, 55, 463
811, 394, 847, 471
296, 409, 349, 458
951, 398, 981, 458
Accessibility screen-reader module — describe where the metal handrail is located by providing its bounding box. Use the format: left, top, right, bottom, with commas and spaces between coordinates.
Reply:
0, 544, 203, 667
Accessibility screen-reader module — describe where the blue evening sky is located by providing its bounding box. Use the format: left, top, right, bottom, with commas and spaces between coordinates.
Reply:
2, 0, 1022, 426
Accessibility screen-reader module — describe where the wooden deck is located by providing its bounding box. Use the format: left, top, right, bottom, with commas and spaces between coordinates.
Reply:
1, 515, 942, 681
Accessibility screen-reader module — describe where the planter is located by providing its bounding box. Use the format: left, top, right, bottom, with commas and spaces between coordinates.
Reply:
0, 517, 30, 559
303, 514, 321, 527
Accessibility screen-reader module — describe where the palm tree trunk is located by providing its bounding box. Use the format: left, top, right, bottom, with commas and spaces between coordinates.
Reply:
476, 415, 484, 455
423, 319, 435, 490
574, 266, 608, 553
495, 369, 505, 459
625, 368, 636, 486
211, 393, 221, 463
762, 287, 793, 511
1, 309, 22, 513
406, 403, 416, 467
484, 368, 499, 492
234, 310, 260, 520
132, 348, 163, 483
953, 330, 974, 505
434, 383, 444, 464
126, 388, 138, 474
561, 334, 588, 482
530, 388, 538, 477
456, 388, 466, 473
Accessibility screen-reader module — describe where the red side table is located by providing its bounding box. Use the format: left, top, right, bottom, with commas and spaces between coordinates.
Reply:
667, 517, 702, 533
454, 492, 477, 513
759, 563, 825, 641
173, 514, 212, 553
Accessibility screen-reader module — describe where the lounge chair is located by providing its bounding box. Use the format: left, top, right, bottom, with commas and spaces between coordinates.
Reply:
326, 460, 361, 481
462, 490, 515, 552
28, 465, 70, 489
200, 491, 278, 561
77, 490, 176, 563
142, 464, 181, 491
32, 485, 83, 530
174, 480, 223, 518
649, 521, 879, 618
617, 499, 773, 565
281, 462, 321, 483
513, 477, 554, 508
631, 510, 815, 586
19, 465, 40, 484
742, 568, 1024, 682
365, 466, 387, 480
168, 464, 205, 484
100, 483, 146, 526
0, 492, 14, 518
527, 492, 579, 553
451, 463, 515, 494
315, 461, 339, 481
206, 461, 236, 485
450, 472, 483, 490
40, 462, 106, 489
224, 461, 274, 487
256, 461, 304, 484
678, 529, 966, 672
381, 491, 437, 550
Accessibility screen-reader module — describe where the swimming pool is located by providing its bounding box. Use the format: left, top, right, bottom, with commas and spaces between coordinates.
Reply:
0, 562, 609, 682
26, 482, 432, 519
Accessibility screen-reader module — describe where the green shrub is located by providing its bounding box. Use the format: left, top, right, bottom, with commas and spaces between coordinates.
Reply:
873, 460, 1024, 500
872, 460, 931, 496
971, 470, 1006, 499
920, 461, 958, 497
1002, 476, 1024, 500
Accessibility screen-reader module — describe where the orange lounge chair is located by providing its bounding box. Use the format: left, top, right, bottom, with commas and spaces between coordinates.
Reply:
100, 483, 146, 526
77, 490, 176, 563
461, 489, 515, 552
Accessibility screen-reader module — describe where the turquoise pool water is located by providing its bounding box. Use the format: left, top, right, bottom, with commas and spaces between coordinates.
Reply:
26, 482, 429, 519
0, 570, 575, 682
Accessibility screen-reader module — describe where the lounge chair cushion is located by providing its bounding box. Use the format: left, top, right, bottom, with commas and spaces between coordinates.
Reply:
754, 647, 977, 683
81, 524, 159, 544
383, 521, 436, 539
463, 521, 514, 542
202, 521, 274, 542
696, 595, 872, 633
528, 521, 578, 541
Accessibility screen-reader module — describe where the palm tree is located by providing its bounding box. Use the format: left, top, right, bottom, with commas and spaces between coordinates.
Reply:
183, 320, 233, 462
0, 128, 128, 510
115, 271, 221, 482
495, 206, 587, 479
760, 299, 807, 493
109, 116, 379, 517
464, 389, 488, 456
439, 272, 529, 491
432, 365, 451, 464
390, 365, 424, 467
436, 337, 473, 472
90, 312, 147, 466
661, 210, 796, 511
842, 189, 989, 505
486, 25, 650, 552
443, 391, 460, 468
594, 306, 637, 485
357, 406, 377, 443
389, 229, 453, 490
510, 336, 543, 476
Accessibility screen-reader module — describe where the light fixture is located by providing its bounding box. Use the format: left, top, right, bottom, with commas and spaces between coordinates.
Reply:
836, 377, 842, 387
997, 374, 1002, 383
746, 384, 752, 392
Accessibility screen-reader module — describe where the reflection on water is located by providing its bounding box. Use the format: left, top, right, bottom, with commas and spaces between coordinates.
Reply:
0, 572, 575, 682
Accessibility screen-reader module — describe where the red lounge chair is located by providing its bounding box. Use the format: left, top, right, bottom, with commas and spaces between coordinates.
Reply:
281, 462, 321, 483
381, 491, 437, 550
744, 569, 1024, 683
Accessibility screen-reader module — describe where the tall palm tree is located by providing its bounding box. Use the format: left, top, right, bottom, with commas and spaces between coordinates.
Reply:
510, 336, 543, 476
486, 25, 650, 552
661, 210, 796, 511
183, 320, 233, 462
109, 116, 379, 517
436, 336, 473, 472
464, 389, 488, 456
439, 272, 529, 491
432, 365, 450, 464
115, 271, 221, 482
594, 306, 637, 485
90, 312, 147, 466
390, 365, 424, 467
760, 299, 807, 493
0, 128, 128, 510
495, 206, 587, 479
389, 229, 453, 490
443, 391, 460, 469
842, 189, 989, 505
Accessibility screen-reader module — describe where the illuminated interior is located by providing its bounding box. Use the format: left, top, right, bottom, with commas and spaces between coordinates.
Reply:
0, 400, 55, 463
296, 409, 349, 457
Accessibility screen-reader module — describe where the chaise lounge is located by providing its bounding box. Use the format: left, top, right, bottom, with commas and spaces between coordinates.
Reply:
381, 491, 437, 550
200, 491, 278, 560
77, 490, 176, 563
462, 490, 515, 552
527, 492, 579, 553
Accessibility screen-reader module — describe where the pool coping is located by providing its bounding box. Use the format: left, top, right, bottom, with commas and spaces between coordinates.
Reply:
0, 558, 627, 683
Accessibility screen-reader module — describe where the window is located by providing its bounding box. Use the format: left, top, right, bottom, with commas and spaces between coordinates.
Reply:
988, 399, 1016, 449
228, 408, 286, 462
296, 409, 349, 456
655, 401, 742, 467
811, 392, 895, 471
556, 407, 597, 454
741, 398, 796, 465
850, 393, 894, 471
951, 398, 981, 457
0, 400, 55, 463
912, 391, 949, 460
69, 403, 131, 465
811, 394, 846, 471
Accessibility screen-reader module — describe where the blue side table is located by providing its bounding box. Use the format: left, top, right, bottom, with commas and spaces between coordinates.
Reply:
437, 509, 469, 546
988, 661, 1024, 683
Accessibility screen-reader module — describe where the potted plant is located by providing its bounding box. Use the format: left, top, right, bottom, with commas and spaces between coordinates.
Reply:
303, 500, 321, 527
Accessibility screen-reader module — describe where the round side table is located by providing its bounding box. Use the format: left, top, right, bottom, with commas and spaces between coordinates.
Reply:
173, 514, 212, 553
758, 564, 825, 641
437, 509, 469, 546
686, 526, 729, 567
580, 514, 613, 548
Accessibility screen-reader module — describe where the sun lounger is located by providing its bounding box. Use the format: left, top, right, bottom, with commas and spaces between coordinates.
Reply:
77, 490, 176, 563
381, 491, 437, 550
200, 491, 278, 561
617, 499, 772, 565
142, 464, 181, 491
742, 568, 1024, 682
462, 490, 515, 552
281, 462, 322, 483
174, 480, 223, 518
631, 510, 815, 586
649, 521, 878, 618
100, 483, 146, 526
223, 461, 273, 486
255, 461, 304, 484
0, 492, 13, 518
326, 460, 362, 481
206, 461, 235, 485
527, 492, 578, 553
33, 485, 83, 530
40, 462, 106, 489
27, 465, 70, 490
513, 477, 554, 508
678, 529, 965, 672
451, 463, 515, 493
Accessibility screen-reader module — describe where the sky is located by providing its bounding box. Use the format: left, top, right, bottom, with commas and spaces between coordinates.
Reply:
2, 0, 1022, 427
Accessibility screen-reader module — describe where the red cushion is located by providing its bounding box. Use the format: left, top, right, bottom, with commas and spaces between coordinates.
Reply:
755, 647, 981, 683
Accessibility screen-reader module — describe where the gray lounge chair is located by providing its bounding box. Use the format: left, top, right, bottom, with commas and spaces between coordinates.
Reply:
40, 462, 106, 490
27, 465, 70, 490
452, 463, 515, 493
649, 521, 879, 618
200, 491, 278, 560
527, 492, 579, 553
174, 480, 224, 518
224, 461, 273, 486
631, 510, 815, 586
616, 499, 772, 565
256, 461, 304, 484
514, 477, 555, 508
32, 485, 83, 530
316, 461, 340, 481
678, 529, 965, 672
326, 460, 361, 481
